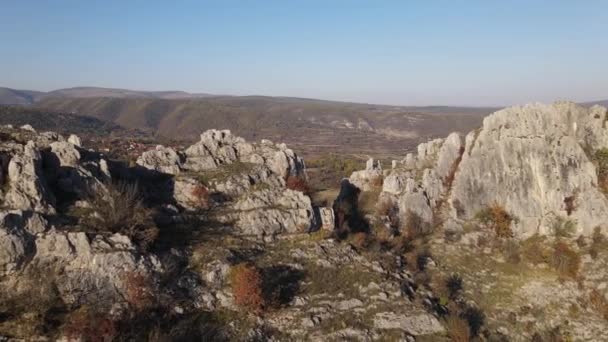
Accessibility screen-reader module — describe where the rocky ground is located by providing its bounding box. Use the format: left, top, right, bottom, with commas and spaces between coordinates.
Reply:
0, 101, 608, 341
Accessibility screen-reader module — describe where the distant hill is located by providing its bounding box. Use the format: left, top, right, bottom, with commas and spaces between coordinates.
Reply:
33, 95, 495, 157
0, 105, 141, 138
0, 86, 214, 105
0, 86, 499, 156
0, 87, 45, 105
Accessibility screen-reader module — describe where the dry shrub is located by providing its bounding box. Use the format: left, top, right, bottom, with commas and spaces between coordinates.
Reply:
403, 211, 432, 239
229, 263, 265, 314
62, 307, 116, 342
475, 203, 515, 238
285, 175, 311, 194
589, 289, 608, 321
551, 241, 581, 279
86, 181, 159, 251
191, 185, 210, 209
446, 315, 471, 342
124, 271, 156, 312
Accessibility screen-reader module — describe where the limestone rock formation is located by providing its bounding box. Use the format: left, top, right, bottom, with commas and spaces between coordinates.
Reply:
351, 101, 608, 238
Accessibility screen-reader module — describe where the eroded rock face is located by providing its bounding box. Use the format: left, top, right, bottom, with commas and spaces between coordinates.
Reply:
450, 102, 608, 236
137, 145, 183, 175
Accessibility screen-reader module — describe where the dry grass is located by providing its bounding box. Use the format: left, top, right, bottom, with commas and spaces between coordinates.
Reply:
229, 263, 265, 314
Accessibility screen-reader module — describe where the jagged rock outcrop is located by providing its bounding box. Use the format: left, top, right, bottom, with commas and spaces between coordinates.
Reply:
5, 141, 56, 213
352, 101, 608, 238
349, 158, 383, 191
450, 102, 608, 236
137, 129, 306, 179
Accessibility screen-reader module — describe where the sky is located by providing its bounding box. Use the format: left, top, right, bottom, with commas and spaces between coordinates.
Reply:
1, 1, 607, 106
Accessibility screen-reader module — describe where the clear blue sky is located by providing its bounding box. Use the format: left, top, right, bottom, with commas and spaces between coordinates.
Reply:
1, 1, 607, 106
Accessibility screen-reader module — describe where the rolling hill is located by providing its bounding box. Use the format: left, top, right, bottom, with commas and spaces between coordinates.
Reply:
34, 95, 494, 156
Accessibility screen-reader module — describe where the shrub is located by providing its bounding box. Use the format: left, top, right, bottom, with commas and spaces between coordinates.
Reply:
521, 234, 551, 265
62, 307, 116, 342
551, 217, 576, 238
475, 203, 515, 238
85, 181, 159, 251
285, 175, 311, 194
590, 226, 607, 259
191, 185, 210, 209
446, 315, 471, 342
462, 306, 485, 337
230, 263, 265, 314
124, 271, 156, 312
445, 274, 464, 299
563, 194, 577, 215
551, 241, 581, 279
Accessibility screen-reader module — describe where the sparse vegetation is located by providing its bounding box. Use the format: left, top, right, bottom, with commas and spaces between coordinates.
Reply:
475, 203, 515, 238
124, 271, 156, 312
191, 184, 210, 209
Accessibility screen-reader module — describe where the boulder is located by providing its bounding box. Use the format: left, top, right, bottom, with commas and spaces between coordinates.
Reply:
136, 145, 183, 175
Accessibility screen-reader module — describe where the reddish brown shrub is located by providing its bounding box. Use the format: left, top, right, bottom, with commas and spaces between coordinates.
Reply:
124, 271, 155, 311
62, 307, 116, 342
191, 185, 210, 209
286, 175, 311, 194
403, 211, 432, 239
443, 146, 465, 190
230, 263, 265, 314
375, 197, 395, 217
